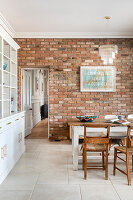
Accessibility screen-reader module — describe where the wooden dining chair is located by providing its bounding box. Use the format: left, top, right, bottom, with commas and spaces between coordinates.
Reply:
105, 115, 127, 149
127, 115, 133, 137
82, 124, 110, 180
113, 126, 133, 185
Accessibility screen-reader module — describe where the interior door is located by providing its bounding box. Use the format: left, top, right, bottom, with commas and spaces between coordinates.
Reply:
22, 70, 33, 137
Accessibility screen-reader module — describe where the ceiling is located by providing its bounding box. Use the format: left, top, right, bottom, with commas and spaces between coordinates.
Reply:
0, 0, 133, 38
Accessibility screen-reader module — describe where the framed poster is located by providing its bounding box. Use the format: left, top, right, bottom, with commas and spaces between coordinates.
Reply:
80, 66, 116, 92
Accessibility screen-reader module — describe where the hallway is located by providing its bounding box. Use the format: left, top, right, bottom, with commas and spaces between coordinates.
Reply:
27, 118, 48, 139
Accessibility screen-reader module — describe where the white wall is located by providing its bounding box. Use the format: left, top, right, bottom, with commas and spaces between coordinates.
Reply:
44, 70, 48, 105
31, 69, 46, 127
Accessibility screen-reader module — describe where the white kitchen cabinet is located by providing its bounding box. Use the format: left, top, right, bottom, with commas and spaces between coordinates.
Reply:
0, 130, 10, 176
0, 112, 25, 184
0, 26, 19, 118
0, 24, 25, 184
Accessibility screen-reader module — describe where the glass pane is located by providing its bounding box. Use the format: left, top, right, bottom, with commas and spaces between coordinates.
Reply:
3, 40, 10, 58
0, 69, 1, 86
11, 74, 17, 88
3, 56, 10, 72
0, 53, 2, 70
0, 36, 2, 53
0, 101, 2, 118
3, 86, 10, 100
0, 86, 1, 101
3, 101, 10, 117
10, 47, 16, 63
11, 88, 17, 113
3, 72, 10, 86
11, 62, 17, 75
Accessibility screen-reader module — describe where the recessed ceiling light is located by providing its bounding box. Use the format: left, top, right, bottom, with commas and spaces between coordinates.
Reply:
104, 16, 111, 20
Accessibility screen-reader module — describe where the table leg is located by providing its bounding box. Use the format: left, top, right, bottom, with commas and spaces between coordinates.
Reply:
72, 126, 79, 171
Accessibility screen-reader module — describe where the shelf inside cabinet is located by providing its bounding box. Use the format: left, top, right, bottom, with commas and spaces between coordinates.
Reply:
3, 99, 10, 101
3, 84, 10, 88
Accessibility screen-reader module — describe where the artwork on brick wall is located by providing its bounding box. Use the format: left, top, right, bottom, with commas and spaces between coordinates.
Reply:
80, 66, 116, 92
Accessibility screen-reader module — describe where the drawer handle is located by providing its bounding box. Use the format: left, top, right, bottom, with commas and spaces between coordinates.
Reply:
18, 132, 22, 143
15, 118, 19, 121
4, 145, 7, 157
0, 127, 2, 129
6, 122, 11, 125
1, 147, 4, 160
21, 116, 24, 118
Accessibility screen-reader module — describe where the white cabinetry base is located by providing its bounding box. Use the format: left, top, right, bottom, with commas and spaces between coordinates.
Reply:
0, 111, 25, 184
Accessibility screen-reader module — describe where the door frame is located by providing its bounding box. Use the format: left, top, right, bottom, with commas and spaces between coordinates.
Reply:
21, 67, 50, 138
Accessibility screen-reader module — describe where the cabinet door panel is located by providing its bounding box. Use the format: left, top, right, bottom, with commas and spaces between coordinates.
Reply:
0, 130, 11, 176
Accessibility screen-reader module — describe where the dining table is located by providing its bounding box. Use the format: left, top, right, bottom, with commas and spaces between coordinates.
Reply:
68, 118, 133, 170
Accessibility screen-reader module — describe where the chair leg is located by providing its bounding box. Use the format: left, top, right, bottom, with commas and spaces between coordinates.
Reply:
82, 148, 85, 170
84, 149, 87, 180
105, 147, 108, 180
132, 155, 133, 172
102, 152, 105, 170
113, 148, 117, 176
109, 139, 112, 151
126, 151, 131, 185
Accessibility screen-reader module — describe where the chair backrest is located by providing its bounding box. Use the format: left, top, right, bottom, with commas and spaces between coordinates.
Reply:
104, 115, 117, 120
84, 124, 110, 144
126, 125, 133, 148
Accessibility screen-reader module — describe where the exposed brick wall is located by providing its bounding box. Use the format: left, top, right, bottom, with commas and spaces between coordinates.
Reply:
15, 38, 133, 140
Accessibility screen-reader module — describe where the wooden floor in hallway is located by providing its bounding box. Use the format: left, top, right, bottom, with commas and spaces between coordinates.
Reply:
27, 118, 48, 139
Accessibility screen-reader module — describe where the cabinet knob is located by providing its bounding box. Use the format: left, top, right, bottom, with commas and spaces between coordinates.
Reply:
0, 127, 2, 129
15, 118, 19, 121
6, 122, 12, 125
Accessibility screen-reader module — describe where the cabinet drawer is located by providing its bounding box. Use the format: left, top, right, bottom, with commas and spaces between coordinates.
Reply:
13, 117, 21, 125
0, 123, 3, 134
2, 119, 13, 132
13, 114, 25, 125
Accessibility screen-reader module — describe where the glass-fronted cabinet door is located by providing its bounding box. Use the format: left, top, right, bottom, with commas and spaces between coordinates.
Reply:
0, 36, 2, 118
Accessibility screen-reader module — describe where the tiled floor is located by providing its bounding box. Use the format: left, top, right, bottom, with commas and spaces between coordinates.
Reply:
0, 139, 133, 200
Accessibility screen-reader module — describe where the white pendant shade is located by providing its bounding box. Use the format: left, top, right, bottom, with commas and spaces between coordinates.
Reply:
99, 45, 118, 65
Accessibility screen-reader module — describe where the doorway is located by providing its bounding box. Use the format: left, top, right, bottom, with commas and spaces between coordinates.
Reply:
21, 68, 49, 139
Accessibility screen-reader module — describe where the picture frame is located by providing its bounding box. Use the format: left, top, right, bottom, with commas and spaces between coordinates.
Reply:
80, 66, 116, 92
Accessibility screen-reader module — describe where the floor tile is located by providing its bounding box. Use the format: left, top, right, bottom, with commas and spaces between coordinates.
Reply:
113, 184, 133, 200
68, 168, 111, 185
31, 184, 81, 200
37, 169, 68, 184
0, 173, 39, 190
0, 190, 31, 200
80, 184, 120, 200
